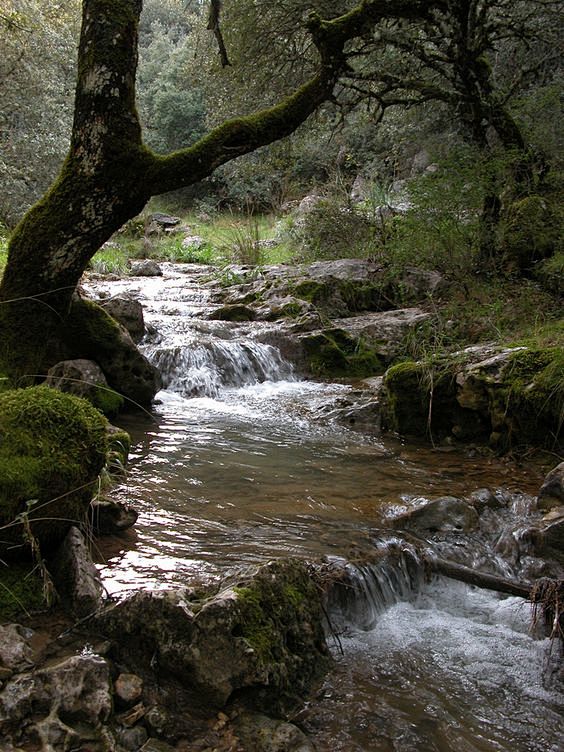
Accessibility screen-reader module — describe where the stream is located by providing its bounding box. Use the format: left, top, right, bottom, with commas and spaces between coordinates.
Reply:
86, 263, 563, 752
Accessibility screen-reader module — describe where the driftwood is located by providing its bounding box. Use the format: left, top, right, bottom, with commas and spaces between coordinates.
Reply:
428, 557, 531, 599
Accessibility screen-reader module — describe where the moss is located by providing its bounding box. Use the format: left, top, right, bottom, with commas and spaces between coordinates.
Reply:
301, 329, 384, 378
64, 298, 124, 357
0, 563, 46, 621
534, 250, 564, 295
499, 347, 563, 447
234, 586, 280, 665
383, 359, 477, 441
89, 383, 124, 417
0, 385, 109, 559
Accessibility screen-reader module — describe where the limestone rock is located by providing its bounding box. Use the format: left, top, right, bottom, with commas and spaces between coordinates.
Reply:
46, 358, 123, 416
65, 297, 162, 407
0, 625, 34, 673
101, 296, 145, 342
334, 308, 432, 361
146, 213, 181, 235
234, 712, 316, 752
130, 260, 163, 277
392, 496, 480, 534
0, 653, 112, 748
95, 559, 330, 714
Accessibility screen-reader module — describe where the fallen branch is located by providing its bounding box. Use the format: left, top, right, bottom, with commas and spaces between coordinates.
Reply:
427, 557, 531, 599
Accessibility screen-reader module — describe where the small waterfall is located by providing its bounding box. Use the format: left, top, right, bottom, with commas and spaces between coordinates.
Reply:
325, 541, 425, 632
147, 339, 295, 398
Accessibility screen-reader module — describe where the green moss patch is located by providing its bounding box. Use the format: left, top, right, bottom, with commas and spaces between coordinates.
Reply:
301, 328, 384, 378
0, 386, 109, 559
500, 347, 563, 448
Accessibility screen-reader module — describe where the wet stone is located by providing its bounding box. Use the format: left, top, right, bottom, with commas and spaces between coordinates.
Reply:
114, 672, 143, 707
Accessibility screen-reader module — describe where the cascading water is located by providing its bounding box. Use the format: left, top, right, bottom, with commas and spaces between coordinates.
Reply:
149, 338, 295, 398
85, 263, 563, 752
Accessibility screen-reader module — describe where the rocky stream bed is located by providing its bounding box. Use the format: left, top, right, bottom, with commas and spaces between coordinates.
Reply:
0, 259, 562, 752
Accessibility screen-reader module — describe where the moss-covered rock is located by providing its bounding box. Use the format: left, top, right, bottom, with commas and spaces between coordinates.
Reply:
0, 385, 109, 559
499, 195, 561, 271
299, 328, 384, 378
534, 250, 564, 296
382, 346, 563, 450
382, 359, 480, 441
95, 559, 330, 716
497, 347, 563, 449
61, 297, 161, 407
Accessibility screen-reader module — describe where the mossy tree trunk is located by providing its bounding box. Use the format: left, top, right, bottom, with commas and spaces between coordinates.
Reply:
0, 0, 432, 382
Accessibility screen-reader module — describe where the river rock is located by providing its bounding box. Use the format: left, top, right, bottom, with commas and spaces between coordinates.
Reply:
65, 297, 162, 407
46, 357, 107, 396
0, 653, 112, 749
90, 498, 138, 534
392, 496, 480, 534
0, 625, 35, 674
130, 259, 163, 277
538, 462, 564, 511
234, 712, 316, 752
101, 296, 145, 342
114, 672, 144, 707
50, 526, 103, 617
94, 559, 330, 714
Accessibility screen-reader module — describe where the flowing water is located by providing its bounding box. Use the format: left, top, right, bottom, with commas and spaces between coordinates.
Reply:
86, 264, 563, 751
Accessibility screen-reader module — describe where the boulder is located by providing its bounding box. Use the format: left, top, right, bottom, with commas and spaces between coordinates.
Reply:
129, 260, 163, 277
100, 296, 145, 342
46, 358, 123, 417
89, 499, 138, 535
538, 462, 564, 511
95, 559, 330, 715
391, 496, 480, 534
145, 213, 181, 235
0, 653, 112, 749
0, 386, 108, 559
64, 297, 161, 407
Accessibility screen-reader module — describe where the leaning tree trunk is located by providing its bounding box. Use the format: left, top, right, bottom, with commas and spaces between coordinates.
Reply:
0, 0, 433, 385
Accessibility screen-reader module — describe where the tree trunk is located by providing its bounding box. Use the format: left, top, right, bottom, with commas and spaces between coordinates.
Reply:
0, 0, 434, 385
